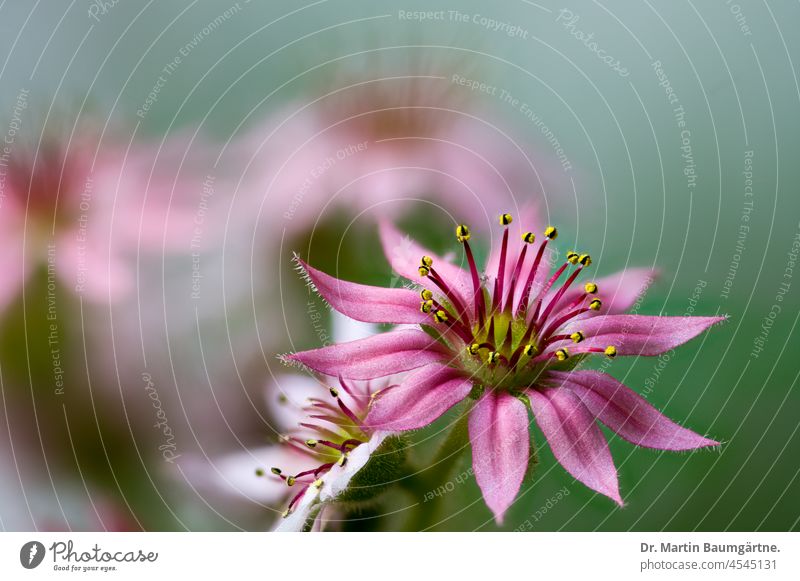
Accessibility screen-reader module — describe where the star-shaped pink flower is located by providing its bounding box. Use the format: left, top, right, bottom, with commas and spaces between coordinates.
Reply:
283, 211, 723, 524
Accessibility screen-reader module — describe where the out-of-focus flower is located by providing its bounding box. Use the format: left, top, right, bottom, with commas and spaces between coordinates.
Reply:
284, 213, 724, 523
238, 74, 550, 236
0, 125, 212, 311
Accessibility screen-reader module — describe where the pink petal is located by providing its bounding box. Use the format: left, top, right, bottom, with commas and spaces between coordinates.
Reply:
469, 391, 530, 524
550, 370, 719, 451
283, 329, 449, 380
559, 315, 726, 356
378, 220, 473, 310
365, 364, 473, 431
295, 257, 428, 325
548, 268, 659, 319
528, 387, 622, 505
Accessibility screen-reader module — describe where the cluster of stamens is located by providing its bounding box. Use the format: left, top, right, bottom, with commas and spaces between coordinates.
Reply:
258, 378, 377, 518
417, 213, 618, 386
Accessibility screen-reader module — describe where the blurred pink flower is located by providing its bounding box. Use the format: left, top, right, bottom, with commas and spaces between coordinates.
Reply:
0, 126, 213, 310
284, 213, 724, 524
238, 76, 550, 235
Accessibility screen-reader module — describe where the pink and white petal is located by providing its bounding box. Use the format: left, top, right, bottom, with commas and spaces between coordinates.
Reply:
366, 364, 473, 431
182, 445, 306, 504
558, 315, 726, 357
283, 329, 449, 380
551, 370, 719, 451
469, 391, 530, 524
546, 268, 659, 321
529, 387, 622, 505
296, 257, 429, 325
319, 432, 388, 502
378, 220, 473, 310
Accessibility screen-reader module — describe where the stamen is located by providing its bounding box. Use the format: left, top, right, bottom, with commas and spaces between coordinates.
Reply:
255, 468, 265, 477
537, 265, 586, 328
459, 229, 486, 327
544, 226, 558, 239
578, 254, 592, 267
566, 251, 579, 265
336, 397, 362, 426
434, 309, 449, 323
487, 351, 501, 365
456, 224, 471, 242
420, 299, 434, 313
604, 345, 617, 358
494, 215, 511, 312
554, 348, 569, 361
584, 282, 598, 294
503, 239, 530, 312
428, 267, 469, 322
589, 298, 602, 311
420, 289, 433, 301
517, 231, 553, 316
538, 306, 592, 342
499, 213, 513, 226
570, 331, 585, 343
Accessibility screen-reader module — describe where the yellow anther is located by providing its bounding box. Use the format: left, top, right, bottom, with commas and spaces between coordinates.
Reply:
500, 213, 513, 226
337, 454, 348, 467
570, 331, 585, 343
487, 351, 500, 365
420, 289, 433, 301
420, 300, 434, 314
420, 255, 433, 268
589, 298, 602, 311
605, 345, 617, 358
286, 476, 296, 487
584, 282, 598, 294
305, 439, 318, 448
329, 387, 339, 398
418, 265, 430, 277
578, 254, 592, 267
255, 468, 265, 477
522, 231, 536, 244
270, 467, 282, 476
281, 509, 291, 518
523, 344, 536, 357
468, 343, 481, 355
313, 478, 324, 489
434, 309, 449, 323
566, 251, 579, 265
456, 224, 471, 243
544, 226, 558, 240
554, 348, 570, 361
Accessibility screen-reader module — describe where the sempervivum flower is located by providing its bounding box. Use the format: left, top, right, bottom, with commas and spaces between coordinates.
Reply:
0, 126, 213, 310
266, 373, 393, 531
284, 214, 724, 523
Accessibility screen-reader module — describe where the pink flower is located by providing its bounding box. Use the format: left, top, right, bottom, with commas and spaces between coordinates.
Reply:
0, 127, 213, 310
284, 213, 724, 524
238, 76, 550, 235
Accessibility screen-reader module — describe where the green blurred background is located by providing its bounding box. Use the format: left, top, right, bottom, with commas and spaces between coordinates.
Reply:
0, 0, 798, 531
